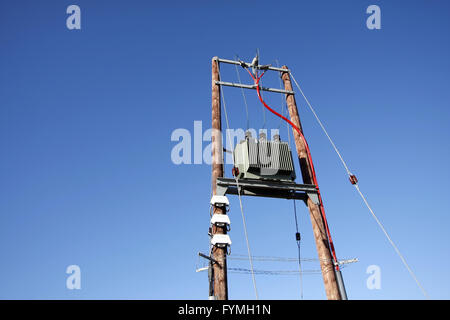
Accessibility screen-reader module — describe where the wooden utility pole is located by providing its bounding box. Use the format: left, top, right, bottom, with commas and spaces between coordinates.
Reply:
281, 66, 342, 300
211, 57, 228, 300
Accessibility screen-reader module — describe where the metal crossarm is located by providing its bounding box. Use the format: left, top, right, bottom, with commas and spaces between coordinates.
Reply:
216, 57, 290, 73
215, 80, 294, 95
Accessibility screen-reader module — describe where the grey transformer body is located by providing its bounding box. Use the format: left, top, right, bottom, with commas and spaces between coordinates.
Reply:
233, 132, 296, 182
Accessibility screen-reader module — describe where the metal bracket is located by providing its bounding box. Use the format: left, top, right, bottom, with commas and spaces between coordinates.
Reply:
198, 252, 222, 268
216, 177, 320, 205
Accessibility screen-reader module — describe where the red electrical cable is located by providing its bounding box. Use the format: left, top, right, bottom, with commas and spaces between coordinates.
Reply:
246, 68, 340, 270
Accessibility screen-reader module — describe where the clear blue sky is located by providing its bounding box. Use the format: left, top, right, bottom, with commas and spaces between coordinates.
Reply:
1, 0, 449, 299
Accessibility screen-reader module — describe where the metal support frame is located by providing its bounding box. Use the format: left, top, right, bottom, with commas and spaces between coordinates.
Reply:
216, 177, 319, 205
214, 57, 295, 95
209, 56, 347, 300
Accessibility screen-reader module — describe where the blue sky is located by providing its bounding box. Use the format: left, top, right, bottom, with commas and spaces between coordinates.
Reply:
1, 0, 449, 299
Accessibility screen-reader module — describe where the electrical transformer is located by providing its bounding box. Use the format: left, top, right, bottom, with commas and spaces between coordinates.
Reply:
233, 132, 296, 181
